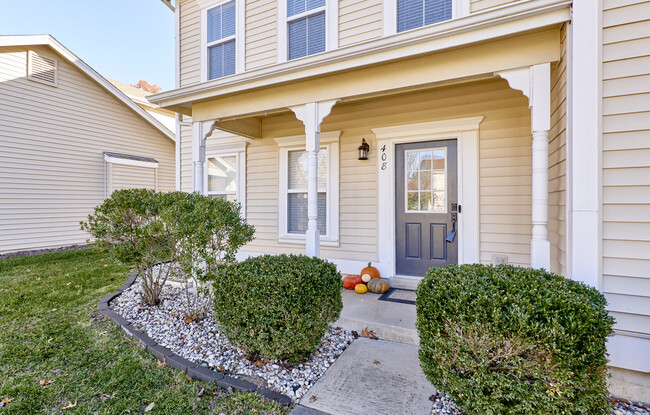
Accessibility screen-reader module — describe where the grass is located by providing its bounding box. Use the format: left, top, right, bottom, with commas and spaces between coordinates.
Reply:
0, 247, 289, 414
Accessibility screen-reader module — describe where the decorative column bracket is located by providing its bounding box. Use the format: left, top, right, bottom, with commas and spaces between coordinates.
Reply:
192, 120, 217, 194
496, 64, 551, 270
289, 100, 339, 258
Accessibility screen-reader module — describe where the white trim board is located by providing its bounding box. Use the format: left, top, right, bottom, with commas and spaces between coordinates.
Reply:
104, 154, 159, 169
0, 35, 175, 141
372, 117, 483, 279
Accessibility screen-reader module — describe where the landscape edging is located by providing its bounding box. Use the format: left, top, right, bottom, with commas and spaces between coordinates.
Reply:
98, 269, 293, 407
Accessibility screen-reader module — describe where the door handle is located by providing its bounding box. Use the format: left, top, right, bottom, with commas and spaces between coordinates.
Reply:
446, 213, 457, 243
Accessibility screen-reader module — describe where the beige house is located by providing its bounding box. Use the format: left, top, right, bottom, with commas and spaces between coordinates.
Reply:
0, 35, 176, 254
150, 0, 650, 401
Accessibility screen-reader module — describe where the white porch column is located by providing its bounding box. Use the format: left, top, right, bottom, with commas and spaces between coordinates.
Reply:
290, 100, 338, 257
497, 63, 551, 270
192, 121, 217, 194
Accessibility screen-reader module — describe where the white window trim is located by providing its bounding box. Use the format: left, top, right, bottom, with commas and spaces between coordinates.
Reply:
203, 141, 248, 218
383, 0, 470, 37
27, 50, 58, 87
275, 131, 340, 245
200, 0, 245, 82
372, 117, 482, 279
277, 0, 338, 63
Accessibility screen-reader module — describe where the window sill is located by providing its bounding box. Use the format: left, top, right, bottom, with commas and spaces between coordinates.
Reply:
278, 237, 340, 247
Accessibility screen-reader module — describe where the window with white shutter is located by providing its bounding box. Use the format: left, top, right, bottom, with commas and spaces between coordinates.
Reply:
397, 0, 452, 32
27, 51, 57, 87
206, 0, 236, 79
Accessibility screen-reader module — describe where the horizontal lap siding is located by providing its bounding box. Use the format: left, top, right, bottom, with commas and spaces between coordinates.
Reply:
180, 120, 193, 192
237, 78, 532, 265
601, 0, 650, 337
339, 0, 383, 47
0, 46, 175, 253
180, 0, 201, 86
548, 24, 567, 276
111, 164, 156, 191
246, 0, 277, 70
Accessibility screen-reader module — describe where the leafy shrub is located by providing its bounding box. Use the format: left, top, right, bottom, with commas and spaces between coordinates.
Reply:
82, 189, 254, 307
416, 264, 614, 415
81, 189, 174, 305
211, 254, 343, 362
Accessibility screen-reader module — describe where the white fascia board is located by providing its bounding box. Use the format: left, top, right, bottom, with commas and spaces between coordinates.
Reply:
149, 0, 571, 108
0, 35, 175, 142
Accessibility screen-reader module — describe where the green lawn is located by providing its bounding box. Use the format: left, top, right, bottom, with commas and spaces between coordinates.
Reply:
0, 247, 288, 414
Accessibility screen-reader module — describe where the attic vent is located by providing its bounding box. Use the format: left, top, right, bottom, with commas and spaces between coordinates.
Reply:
27, 51, 57, 86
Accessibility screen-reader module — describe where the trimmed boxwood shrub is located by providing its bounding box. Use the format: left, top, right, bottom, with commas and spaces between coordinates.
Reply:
211, 254, 343, 362
416, 264, 614, 415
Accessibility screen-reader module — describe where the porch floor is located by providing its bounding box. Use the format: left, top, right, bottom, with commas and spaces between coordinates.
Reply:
335, 289, 419, 345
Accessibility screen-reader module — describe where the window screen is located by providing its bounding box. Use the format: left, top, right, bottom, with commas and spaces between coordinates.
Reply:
397, 0, 452, 32
207, 1, 236, 79
287, 0, 326, 60
287, 149, 327, 234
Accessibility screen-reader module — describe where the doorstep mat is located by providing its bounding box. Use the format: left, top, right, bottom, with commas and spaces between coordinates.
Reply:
378, 288, 416, 305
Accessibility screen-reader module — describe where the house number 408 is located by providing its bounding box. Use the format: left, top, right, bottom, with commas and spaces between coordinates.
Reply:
380, 145, 387, 170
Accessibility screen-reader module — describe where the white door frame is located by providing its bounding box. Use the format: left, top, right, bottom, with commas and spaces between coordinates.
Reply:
372, 117, 483, 279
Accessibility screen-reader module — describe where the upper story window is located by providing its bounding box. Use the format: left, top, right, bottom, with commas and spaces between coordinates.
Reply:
207, 1, 236, 79
200, 0, 244, 81
384, 0, 468, 36
397, 0, 452, 32
287, 0, 326, 60
278, 0, 336, 62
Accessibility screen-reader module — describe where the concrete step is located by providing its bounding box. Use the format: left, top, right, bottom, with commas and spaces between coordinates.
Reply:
335, 290, 419, 346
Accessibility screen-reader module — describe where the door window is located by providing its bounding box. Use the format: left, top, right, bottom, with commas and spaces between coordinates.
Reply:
405, 148, 446, 213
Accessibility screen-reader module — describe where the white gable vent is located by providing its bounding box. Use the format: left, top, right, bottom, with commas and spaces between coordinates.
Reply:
27, 51, 58, 87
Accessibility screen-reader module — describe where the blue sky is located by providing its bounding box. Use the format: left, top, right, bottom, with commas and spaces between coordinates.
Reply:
0, 0, 175, 90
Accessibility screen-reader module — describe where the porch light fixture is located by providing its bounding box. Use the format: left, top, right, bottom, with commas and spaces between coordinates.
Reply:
358, 138, 370, 160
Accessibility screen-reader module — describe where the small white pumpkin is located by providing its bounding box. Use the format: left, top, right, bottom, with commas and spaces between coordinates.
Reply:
361, 273, 372, 283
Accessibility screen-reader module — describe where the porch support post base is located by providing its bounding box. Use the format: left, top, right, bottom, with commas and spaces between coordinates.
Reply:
290, 100, 338, 258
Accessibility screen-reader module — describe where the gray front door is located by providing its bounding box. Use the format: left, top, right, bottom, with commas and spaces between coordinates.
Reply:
395, 140, 458, 276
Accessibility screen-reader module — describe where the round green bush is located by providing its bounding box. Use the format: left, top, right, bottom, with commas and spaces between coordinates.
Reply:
211, 254, 343, 362
416, 264, 614, 415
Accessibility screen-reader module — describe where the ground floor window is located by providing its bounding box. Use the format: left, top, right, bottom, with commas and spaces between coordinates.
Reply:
276, 133, 340, 244
207, 155, 238, 201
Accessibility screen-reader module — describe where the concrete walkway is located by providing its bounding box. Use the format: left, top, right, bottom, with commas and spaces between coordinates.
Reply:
293, 338, 436, 415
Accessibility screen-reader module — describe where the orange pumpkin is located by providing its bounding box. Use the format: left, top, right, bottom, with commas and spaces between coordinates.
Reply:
360, 262, 380, 280
355, 283, 368, 294
343, 274, 363, 290
367, 278, 390, 294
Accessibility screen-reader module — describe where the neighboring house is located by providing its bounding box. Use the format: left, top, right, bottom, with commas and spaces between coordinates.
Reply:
149, 0, 650, 401
109, 79, 177, 132
0, 35, 176, 254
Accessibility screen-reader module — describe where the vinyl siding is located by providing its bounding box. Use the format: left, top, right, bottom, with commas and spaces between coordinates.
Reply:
548, 23, 567, 276
339, 0, 383, 47
246, 0, 277, 70
471, 0, 522, 13
110, 164, 157, 191
601, 0, 650, 337
179, 0, 202, 86
179, 119, 193, 192
216, 78, 532, 265
0, 45, 175, 254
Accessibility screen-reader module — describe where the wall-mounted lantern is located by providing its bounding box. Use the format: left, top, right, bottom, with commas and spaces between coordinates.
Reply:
358, 138, 370, 160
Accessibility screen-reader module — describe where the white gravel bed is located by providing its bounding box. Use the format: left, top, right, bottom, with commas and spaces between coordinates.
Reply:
429, 391, 650, 415
110, 279, 355, 400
